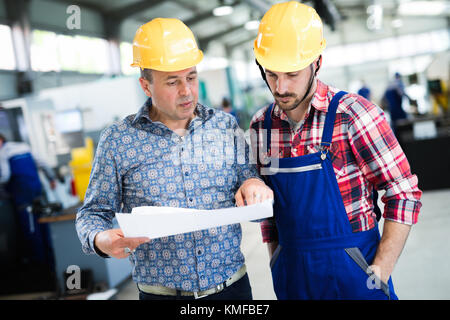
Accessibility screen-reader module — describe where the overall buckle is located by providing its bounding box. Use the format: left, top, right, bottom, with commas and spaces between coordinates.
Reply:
320, 146, 329, 160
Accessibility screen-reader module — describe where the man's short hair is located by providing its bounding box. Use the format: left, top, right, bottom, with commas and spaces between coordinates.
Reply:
140, 68, 153, 83
0, 133, 6, 143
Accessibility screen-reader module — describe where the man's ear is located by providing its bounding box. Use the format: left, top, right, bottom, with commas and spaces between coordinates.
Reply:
314, 55, 322, 76
139, 77, 152, 98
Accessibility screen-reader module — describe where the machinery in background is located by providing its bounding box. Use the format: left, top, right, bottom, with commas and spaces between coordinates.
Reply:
69, 137, 94, 202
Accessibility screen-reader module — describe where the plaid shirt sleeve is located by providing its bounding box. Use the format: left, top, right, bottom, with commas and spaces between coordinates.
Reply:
346, 95, 422, 225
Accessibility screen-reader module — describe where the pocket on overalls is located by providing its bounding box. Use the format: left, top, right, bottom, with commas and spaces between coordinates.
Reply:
270, 245, 282, 269
344, 247, 391, 300
269, 245, 289, 299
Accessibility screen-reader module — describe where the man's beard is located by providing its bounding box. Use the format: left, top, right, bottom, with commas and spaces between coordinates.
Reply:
274, 93, 303, 112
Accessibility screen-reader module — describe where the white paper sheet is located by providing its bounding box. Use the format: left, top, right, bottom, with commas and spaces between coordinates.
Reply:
115, 200, 273, 239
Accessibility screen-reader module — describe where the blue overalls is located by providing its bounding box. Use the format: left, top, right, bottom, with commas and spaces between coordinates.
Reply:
263, 91, 398, 300
7, 148, 54, 267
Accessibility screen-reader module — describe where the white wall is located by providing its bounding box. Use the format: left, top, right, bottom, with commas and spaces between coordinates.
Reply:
427, 51, 450, 81
2, 75, 147, 166
34, 75, 145, 131
198, 68, 230, 108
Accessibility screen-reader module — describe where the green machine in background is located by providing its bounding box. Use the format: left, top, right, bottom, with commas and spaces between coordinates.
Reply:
225, 66, 250, 128
199, 80, 211, 108
225, 65, 273, 129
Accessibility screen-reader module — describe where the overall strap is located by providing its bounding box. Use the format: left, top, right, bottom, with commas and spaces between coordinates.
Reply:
321, 91, 347, 148
263, 103, 275, 153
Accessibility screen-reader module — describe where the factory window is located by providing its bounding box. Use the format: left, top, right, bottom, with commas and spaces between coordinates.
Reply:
0, 24, 17, 70
120, 42, 138, 75
31, 29, 109, 73
361, 41, 380, 62
73, 35, 109, 73
414, 32, 433, 55
344, 43, 366, 65
377, 37, 399, 60
429, 29, 449, 52
322, 28, 449, 68
321, 46, 344, 68
30, 30, 60, 72
57, 34, 80, 71
398, 34, 416, 57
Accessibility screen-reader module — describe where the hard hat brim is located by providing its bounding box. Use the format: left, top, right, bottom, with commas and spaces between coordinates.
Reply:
131, 50, 203, 72
254, 40, 326, 73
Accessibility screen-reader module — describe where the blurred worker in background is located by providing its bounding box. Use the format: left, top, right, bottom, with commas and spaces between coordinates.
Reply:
0, 133, 56, 269
221, 97, 239, 123
383, 72, 411, 136
250, 1, 422, 300
76, 18, 273, 301
357, 80, 371, 101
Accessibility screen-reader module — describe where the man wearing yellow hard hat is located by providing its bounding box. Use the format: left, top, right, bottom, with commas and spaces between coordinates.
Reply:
250, 1, 422, 299
76, 18, 273, 300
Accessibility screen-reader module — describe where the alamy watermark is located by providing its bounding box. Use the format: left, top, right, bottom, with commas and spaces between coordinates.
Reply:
66, 265, 81, 290
66, 5, 81, 30
155, 127, 281, 176
366, 264, 382, 290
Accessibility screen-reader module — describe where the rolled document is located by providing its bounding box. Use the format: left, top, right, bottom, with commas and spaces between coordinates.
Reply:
116, 199, 273, 239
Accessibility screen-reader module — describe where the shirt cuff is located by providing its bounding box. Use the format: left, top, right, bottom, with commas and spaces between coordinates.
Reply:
260, 218, 278, 243
89, 230, 110, 258
383, 199, 421, 225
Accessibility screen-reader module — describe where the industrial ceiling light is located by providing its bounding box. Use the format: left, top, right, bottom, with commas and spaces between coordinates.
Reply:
213, 0, 234, 17
244, 20, 259, 30
391, 18, 403, 29
398, 1, 450, 16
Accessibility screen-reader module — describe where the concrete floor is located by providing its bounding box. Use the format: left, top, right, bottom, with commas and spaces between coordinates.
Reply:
114, 188, 450, 300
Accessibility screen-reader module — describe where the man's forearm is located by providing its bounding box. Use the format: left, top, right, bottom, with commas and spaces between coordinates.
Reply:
267, 241, 279, 260
371, 220, 411, 283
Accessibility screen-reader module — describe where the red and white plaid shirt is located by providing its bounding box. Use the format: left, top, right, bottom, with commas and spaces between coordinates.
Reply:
250, 80, 422, 243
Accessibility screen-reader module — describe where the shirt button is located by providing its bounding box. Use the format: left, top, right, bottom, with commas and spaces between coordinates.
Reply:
197, 249, 203, 255
189, 198, 193, 202
185, 171, 189, 176
293, 148, 297, 153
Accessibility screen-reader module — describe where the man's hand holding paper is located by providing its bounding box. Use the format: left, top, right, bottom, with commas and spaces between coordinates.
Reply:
94, 228, 150, 259
234, 177, 274, 206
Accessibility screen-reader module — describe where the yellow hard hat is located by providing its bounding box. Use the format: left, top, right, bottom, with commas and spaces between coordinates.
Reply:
131, 18, 203, 72
254, 1, 326, 73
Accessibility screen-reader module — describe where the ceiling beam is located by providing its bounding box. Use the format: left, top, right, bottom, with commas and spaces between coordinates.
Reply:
225, 33, 256, 51
47, 0, 106, 14
241, 0, 270, 13
106, 0, 166, 21
171, 0, 202, 13
198, 22, 247, 49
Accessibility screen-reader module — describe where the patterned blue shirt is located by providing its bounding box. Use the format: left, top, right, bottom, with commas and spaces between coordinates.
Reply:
76, 98, 260, 291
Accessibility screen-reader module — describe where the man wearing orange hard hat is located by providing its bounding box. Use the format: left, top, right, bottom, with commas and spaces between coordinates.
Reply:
76, 18, 273, 300
250, 1, 422, 300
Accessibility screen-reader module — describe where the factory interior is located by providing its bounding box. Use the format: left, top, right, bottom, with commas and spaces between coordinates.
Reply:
0, 0, 449, 301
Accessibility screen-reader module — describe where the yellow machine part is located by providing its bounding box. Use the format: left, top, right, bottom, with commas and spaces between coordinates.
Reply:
69, 137, 94, 201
